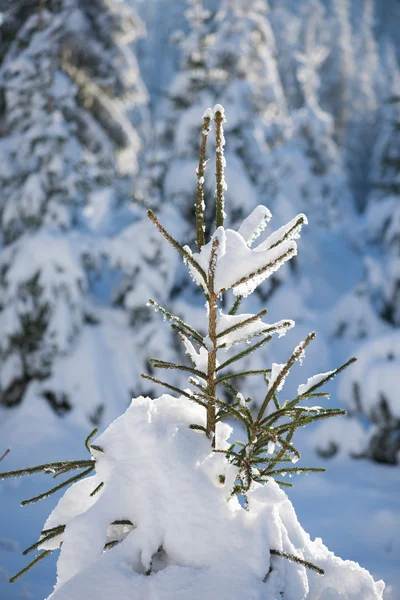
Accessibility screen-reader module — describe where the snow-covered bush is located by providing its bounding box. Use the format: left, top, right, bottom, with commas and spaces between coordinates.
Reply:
0, 107, 385, 599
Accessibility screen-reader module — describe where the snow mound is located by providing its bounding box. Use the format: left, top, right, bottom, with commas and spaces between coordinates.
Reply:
42, 396, 384, 600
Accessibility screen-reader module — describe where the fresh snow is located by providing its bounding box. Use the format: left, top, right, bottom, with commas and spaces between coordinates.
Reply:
35, 396, 384, 600
189, 219, 298, 297
237, 205, 272, 247
268, 363, 286, 392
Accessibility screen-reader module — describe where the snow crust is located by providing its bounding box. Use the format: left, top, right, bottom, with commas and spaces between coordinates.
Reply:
42, 396, 384, 600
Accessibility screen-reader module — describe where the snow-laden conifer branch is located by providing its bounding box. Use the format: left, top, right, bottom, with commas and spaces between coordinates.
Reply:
264, 467, 326, 477
90, 482, 104, 497
147, 299, 205, 345
23, 528, 65, 556
172, 324, 208, 349
196, 111, 212, 249
9, 551, 53, 584
214, 105, 226, 228
21, 466, 95, 506
269, 550, 324, 576
257, 332, 316, 419
205, 237, 221, 442
226, 245, 297, 294
85, 427, 99, 452
216, 369, 271, 385
149, 358, 206, 380
141, 374, 207, 408
147, 210, 208, 283
0, 460, 93, 480
216, 309, 268, 339
260, 214, 308, 251
228, 295, 243, 315
41, 525, 66, 537
217, 336, 272, 372
297, 356, 357, 397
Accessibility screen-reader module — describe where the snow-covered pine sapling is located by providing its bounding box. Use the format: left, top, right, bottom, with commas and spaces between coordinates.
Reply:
0, 106, 360, 591
145, 106, 352, 492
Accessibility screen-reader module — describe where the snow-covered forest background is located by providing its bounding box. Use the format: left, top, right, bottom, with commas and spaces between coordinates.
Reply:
0, 0, 399, 598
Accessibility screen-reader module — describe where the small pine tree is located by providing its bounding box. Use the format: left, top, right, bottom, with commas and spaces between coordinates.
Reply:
0, 107, 384, 600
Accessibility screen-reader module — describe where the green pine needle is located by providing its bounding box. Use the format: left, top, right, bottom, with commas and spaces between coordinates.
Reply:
217, 336, 272, 373
148, 299, 205, 345
90, 481, 104, 497
23, 527, 65, 556
141, 374, 207, 407
10, 551, 53, 584
270, 549, 324, 575
21, 466, 95, 506
228, 295, 243, 315
149, 358, 206, 380
147, 210, 207, 283
0, 460, 93, 481
85, 428, 98, 452
216, 310, 267, 339
216, 369, 271, 385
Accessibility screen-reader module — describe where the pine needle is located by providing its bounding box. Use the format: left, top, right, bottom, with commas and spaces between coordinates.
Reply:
141, 374, 207, 407
214, 107, 226, 228
270, 549, 324, 575
85, 428, 98, 452
23, 527, 65, 556
10, 551, 53, 583
148, 299, 205, 344
0, 460, 93, 480
196, 113, 212, 249
21, 466, 95, 506
225, 246, 296, 293
217, 336, 272, 372
90, 481, 104, 497
147, 210, 207, 283
228, 295, 243, 315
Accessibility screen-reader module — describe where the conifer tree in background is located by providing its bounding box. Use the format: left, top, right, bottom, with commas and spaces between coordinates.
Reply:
343, 52, 400, 465
312, 48, 400, 465
0, 0, 152, 421
366, 51, 400, 329
320, 0, 355, 132
145, 0, 286, 238
142, 0, 359, 413
0, 106, 384, 600
320, 0, 382, 210
267, 2, 350, 230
